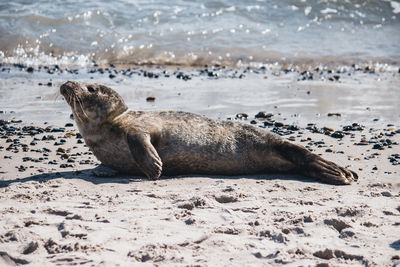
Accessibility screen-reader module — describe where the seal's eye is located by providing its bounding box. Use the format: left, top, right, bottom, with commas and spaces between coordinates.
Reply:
87, 86, 96, 93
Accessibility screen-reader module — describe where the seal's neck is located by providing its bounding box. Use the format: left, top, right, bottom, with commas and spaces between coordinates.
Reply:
113, 109, 130, 121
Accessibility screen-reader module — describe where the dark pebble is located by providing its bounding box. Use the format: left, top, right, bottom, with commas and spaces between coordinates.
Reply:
22, 241, 38, 254
26, 67, 34, 73
328, 113, 341, 117
50, 128, 65, 133
236, 113, 248, 120
60, 164, 73, 168
176, 72, 191, 81
331, 131, 345, 138
286, 125, 299, 131
146, 96, 156, 102
42, 135, 56, 141
56, 147, 66, 153
373, 143, 385, 150
255, 111, 273, 119
65, 123, 73, 127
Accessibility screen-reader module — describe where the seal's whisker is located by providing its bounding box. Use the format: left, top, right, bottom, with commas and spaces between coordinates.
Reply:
76, 96, 89, 120
72, 100, 83, 123
52, 88, 62, 101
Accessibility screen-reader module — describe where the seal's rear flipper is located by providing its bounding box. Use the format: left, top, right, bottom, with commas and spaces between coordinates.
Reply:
277, 141, 358, 185
92, 164, 119, 177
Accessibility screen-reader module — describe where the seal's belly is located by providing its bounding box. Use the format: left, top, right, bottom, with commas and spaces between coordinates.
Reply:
90, 138, 141, 174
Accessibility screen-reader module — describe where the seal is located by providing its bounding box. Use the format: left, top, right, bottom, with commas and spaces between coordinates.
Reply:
60, 81, 358, 185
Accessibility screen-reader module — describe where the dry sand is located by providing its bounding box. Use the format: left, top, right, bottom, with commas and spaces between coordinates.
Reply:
0, 65, 399, 266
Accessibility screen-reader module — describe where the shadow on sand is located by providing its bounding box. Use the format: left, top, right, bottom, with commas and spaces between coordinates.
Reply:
0, 169, 320, 188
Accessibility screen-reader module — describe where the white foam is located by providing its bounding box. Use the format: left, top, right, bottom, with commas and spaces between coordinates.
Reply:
304, 6, 312, 16
391, 1, 400, 13
320, 8, 337, 14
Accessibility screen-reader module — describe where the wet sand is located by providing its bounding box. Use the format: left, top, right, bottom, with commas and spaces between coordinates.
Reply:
0, 64, 399, 266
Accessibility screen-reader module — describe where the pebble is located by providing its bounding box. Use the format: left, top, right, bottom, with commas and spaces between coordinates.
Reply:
255, 112, 273, 119
22, 241, 38, 254
331, 131, 345, 139
236, 113, 248, 120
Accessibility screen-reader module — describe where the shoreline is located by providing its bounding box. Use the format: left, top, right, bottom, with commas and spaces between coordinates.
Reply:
1, 62, 399, 126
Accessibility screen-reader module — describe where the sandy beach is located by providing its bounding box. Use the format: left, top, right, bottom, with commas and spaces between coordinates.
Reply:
0, 64, 399, 266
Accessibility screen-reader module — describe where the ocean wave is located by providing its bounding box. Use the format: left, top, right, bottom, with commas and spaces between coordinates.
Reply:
0, 0, 399, 69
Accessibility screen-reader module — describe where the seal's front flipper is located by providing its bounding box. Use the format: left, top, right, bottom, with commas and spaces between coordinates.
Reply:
127, 133, 163, 180
92, 164, 119, 177
277, 141, 358, 185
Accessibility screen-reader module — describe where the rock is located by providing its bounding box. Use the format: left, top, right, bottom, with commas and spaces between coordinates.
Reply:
303, 215, 313, 223
214, 195, 238, 203
236, 113, 248, 120
22, 241, 38, 254
331, 131, 345, 138
324, 218, 351, 232
381, 191, 392, 197
255, 112, 273, 119
313, 248, 334, 260
146, 96, 155, 102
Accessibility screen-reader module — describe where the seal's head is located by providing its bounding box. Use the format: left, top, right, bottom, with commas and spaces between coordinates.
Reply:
60, 81, 128, 124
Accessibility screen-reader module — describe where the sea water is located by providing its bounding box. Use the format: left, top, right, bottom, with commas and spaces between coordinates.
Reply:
0, 0, 399, 68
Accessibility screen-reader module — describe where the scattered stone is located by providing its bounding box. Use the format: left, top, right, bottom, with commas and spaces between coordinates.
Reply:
303, 215, 314, 223
255, 112, 273, 119
331, 131, 345, 139
313, 248, 334, 260
236, 113, 248, 120
22, 241, 38, 254
381, 191, 392, 197
146, 96, 156, 102
214, 195, 238, 203
324, 219, 351, 233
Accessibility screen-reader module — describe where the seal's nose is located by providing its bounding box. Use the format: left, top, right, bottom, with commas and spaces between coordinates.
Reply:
60, 81, 76, 96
